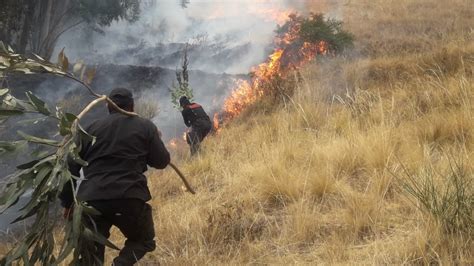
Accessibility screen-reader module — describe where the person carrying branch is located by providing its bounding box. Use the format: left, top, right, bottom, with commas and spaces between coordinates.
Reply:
59, 88, 170, 265
179, 96, 212, 155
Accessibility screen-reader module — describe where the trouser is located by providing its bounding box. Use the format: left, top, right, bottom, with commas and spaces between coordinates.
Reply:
80, 199, 156, 266
186, 124, 211, 155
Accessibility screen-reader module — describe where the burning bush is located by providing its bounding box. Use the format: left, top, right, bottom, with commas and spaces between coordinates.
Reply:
218, 13, 354, 126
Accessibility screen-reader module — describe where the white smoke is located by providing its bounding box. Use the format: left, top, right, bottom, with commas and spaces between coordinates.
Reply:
51, 0, 343, 140
55, 0, 314, 74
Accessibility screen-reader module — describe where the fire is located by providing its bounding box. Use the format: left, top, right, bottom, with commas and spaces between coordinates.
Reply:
214, 13, 331, 132
169, 138, 178, 148
250, 8, 295, 25
213, 113, 220, 132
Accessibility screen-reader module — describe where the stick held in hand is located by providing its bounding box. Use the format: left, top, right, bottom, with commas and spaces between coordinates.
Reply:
169, 162, 196, 194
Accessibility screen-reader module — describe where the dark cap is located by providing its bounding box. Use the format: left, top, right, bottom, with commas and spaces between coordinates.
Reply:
109, 88, 133, 108
179, 96, 191, 107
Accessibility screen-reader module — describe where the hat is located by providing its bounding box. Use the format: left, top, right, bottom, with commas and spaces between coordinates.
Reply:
179, 96, 191, 107
109, 88, 134, 108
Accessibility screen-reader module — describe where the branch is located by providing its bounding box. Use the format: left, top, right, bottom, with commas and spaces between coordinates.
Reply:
58, 73, 138, 117
169, 162, 196, 194
76, 95, 107, 120
46, 19, 85, 54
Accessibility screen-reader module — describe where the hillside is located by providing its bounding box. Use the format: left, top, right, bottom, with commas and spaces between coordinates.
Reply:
107, 0, 472, 264
1, 0, 472, 264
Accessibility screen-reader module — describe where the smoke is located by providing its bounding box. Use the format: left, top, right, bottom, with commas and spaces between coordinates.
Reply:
50, 0, 345, 138
56, 1, 315, 72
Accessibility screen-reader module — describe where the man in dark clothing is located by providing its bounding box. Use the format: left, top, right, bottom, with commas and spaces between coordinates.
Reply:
59, 88, 170, 265
179, 96, 212, 155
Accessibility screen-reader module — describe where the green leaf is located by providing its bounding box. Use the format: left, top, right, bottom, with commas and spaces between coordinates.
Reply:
17, 131, 59, 146
16, 117, 48, 125
57, 48, 65, 66
0, 183, 19, 206
32, 53, 45, 62
16, 159, 40, 170
0, 41, 8, 53
0, 140, 27, 156
83, 227, 120, 250
11, 204, 40, 224
0, 177, 33, 213
16, 154, 55, 171
26, 91, 51, 115
0, 109, 24, 116
59, 117, 71, 136
56, 223, 75, 263
82, 204, 101, 216
77, 122, 95, 145
84, 68, 96, 85
33, 164, 53, 187
72, 203, 83, 237
59, 113, 77, 136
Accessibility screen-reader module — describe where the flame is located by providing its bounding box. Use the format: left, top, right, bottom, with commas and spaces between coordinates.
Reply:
169, 138, 178, 148
220, 14, 330, 122
250, 8, 295, 25
213, 113, 220, 131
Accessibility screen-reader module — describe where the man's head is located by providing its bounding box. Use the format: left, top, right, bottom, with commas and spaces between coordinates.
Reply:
108, 88, 134, 113
179, 96, 191, 108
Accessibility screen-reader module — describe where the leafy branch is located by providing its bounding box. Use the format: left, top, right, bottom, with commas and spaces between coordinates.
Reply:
0, 42, 133, 265
170, 44, 194, 109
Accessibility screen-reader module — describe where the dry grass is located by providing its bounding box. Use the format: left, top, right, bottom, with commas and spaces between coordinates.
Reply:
2, 0, 473, 264
99, 0, 474, 264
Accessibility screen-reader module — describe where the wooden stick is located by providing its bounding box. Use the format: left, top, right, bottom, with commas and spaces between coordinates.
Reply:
169, 162, 196, 194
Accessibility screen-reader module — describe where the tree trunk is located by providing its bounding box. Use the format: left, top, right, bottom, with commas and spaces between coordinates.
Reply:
18, 1, 36, 54
30, 0, 81, 60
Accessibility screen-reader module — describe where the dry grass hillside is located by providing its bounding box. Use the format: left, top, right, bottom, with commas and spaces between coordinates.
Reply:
2, 0, 471, 264
100, 0, 474, 264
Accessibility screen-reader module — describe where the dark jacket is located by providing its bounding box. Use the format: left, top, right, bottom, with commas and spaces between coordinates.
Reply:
181, 103, 212, 129
59, 112, 170, 208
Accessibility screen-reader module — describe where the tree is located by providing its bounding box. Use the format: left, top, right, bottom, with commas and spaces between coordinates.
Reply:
0, 0, 141, 60
170, 44, 194, 109
0, 42, 134, 265
181, 0, 191, 8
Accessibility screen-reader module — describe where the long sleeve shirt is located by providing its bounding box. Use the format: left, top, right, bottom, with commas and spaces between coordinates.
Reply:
59, 112, 170, 207
181, 103, 211, 128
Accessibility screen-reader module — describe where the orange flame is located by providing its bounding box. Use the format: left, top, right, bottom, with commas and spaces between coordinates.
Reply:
213, 113, 220, 132
169, 138, 178, 148
221, 13, 330, 125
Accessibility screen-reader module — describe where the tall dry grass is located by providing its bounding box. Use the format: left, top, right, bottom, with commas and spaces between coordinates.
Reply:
2, 0, 472, 264
99, 0, 474, 264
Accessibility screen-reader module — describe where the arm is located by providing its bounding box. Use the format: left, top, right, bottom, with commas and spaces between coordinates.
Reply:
147, 123, 170, 169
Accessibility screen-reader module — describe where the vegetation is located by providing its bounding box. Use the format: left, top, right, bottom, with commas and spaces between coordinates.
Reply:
116, 0, 469, 264
135, 95, 160, 120
277, 13, 354, 54
0, 43, 133, 265
170, 45, 194, 109
0, 0, 141, 59
401, 157, 473, 234
0, 0, 473, 264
